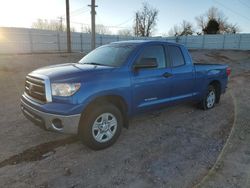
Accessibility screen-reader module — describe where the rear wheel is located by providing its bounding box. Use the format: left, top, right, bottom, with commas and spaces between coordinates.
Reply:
200, 85, 217, 110
79, 102, 123, 150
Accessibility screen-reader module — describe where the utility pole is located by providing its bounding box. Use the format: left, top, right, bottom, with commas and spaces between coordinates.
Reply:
66, 0, 71, 53
88, 0, 98, 50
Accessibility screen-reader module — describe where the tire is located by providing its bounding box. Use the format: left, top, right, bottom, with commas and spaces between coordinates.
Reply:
78, 102, 123, 150
200, 85, 217, 110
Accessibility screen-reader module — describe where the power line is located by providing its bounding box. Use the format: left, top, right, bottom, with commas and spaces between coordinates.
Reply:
71, 21, 90, 25
60, 7, 88, 19
71, 21, 131, 29
96, 14, 104, 25
70, 9, 89, 17
96, 14, 132, 29
238, 0, 250, 9
57, 10, 89, 24
213, 0, 250, 22
70, 21, 131, 29
70, 7, 87, 14
97, 14, 133, 28
105, 25, 131, 29
114, 16, 134, 27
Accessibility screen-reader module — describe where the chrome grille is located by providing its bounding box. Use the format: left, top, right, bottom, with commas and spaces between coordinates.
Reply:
25, 75, 46, 103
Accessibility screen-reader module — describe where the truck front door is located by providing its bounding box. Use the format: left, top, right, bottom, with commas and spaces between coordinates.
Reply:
131, 44, 172, 113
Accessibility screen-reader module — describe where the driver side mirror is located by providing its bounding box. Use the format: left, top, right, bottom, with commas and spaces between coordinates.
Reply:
133, 58, 158, 70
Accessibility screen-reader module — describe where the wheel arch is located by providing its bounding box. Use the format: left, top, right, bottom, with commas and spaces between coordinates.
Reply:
79, 95, 129, 132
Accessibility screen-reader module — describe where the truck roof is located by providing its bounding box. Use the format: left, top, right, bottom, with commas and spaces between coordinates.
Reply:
111, 40, 182, 47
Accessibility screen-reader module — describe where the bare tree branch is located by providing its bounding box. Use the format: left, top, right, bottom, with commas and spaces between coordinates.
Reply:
168, 20, 194, 36
118, 29, 132, 36
32, 19, 75, 32
196, 6, 240, 34
134, 2, 159, 37
83, 24, 111, 35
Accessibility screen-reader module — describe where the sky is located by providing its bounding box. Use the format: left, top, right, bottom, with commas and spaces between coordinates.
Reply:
0, 0, 249, 35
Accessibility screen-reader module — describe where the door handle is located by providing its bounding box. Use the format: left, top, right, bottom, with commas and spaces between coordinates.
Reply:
162, 72, 172, 78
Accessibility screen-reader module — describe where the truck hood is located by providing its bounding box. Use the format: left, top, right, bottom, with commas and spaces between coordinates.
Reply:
30, 63, 114, 82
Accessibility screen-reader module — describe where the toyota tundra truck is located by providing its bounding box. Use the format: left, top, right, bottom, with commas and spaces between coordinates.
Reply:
21, 40, 231, 150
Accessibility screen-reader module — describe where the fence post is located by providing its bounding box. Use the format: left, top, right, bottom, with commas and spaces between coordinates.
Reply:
238, 34, 242, 50
202, 35, 205, 49
28, 30, 33, 53
57, 32, 61, 52
100, 35, 103, 46
175, 36, 180, 43
222, 34, 226, 49
80, 33, 83, 52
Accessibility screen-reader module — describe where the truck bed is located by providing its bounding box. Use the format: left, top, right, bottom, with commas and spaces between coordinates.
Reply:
194, 63, 228, 72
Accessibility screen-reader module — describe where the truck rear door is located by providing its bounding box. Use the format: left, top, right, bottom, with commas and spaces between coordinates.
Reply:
167, 44, 195, 102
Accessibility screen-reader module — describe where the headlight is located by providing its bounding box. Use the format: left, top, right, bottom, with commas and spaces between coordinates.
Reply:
51, 83, 81, 96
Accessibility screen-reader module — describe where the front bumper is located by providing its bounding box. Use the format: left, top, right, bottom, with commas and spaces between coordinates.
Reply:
21, 98, 81, 134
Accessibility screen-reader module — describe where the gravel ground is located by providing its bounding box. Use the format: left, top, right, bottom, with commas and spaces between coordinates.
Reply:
0, 50, 249, 188
197, 72, 250, 188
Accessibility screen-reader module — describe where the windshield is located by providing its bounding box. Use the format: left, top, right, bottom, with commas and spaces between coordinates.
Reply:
79, 44, 136, 67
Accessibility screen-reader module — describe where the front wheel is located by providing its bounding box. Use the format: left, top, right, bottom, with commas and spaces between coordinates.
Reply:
200, 85, 217, 110
78, 102, 123, 150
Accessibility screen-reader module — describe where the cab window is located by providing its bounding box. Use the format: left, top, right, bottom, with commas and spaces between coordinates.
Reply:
136, 45, 166, 69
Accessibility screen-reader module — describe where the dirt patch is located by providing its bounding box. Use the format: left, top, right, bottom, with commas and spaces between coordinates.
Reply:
0, 136, 77, 168
205, 52, 231, 62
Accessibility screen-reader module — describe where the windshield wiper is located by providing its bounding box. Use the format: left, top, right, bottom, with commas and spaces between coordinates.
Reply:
82, 62, 116, 67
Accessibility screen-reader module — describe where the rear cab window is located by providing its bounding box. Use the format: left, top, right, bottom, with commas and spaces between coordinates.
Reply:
168, 45, 185, 67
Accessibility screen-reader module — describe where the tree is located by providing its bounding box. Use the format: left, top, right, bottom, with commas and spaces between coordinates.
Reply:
32, 18, 75, 32
195, 15, 206, 32
118, 29, 132, 36
32, 19, 63, 31
168, 20, 194, 36
133, 2, 159, 37
224, 23, 239, 34
96, 24, 111, 35
195, 7, 239, 34
179, 20, 194, 36
168, 25, 181, 36
83, 24, 111, 35
82, 25, 91, 33
203, 19, 220, 34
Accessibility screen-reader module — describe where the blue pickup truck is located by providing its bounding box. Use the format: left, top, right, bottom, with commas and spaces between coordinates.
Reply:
21, 40, 230, 150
